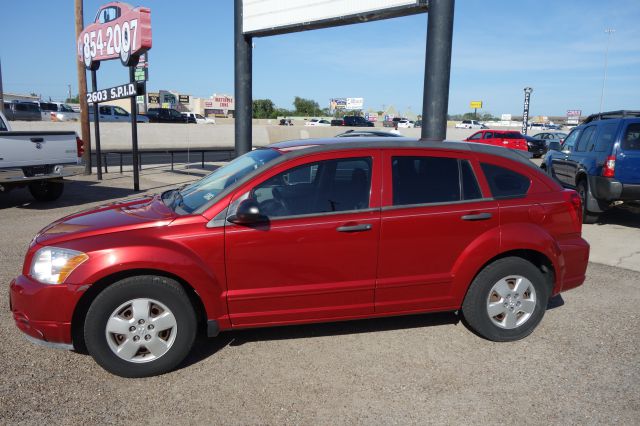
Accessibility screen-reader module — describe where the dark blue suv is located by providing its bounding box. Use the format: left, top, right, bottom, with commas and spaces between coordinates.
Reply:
542, 110, 640, 223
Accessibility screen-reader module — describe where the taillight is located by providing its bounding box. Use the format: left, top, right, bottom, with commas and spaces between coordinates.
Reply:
76, 137, 85, 158
564, 190, 583, 233
602, 155, 616, 177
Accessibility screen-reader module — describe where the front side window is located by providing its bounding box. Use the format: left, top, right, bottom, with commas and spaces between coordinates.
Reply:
114, 107, 129, 116
391, 156, 482, 206
468, 132, 482, 140
481, 163, 531, 199
251, 157, 372, 218
562, 128, 581, 151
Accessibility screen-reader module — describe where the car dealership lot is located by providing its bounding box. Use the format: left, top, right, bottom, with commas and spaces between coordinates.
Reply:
1, 167, 638, 424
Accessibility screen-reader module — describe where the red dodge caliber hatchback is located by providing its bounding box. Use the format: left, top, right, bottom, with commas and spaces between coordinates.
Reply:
465, 130, 528, 151
10, 139, 589, 377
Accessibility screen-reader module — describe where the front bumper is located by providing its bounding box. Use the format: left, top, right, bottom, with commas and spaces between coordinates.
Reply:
588, 176, 640, 201
9, 275, 86, 347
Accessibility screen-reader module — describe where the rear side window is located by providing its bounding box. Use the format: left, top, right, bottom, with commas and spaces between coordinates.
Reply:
622, 123, 640, 151
594, 122, 619, 152
391, 156, 482, 206
576, 126, 596, 152
481, 163, 531, 199
501, 132, 524, 139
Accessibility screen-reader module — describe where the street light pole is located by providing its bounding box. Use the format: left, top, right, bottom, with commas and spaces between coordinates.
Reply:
599, 28, 615, 113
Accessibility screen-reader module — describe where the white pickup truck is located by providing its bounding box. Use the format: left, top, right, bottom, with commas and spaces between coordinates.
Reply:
0, 111, 84, 201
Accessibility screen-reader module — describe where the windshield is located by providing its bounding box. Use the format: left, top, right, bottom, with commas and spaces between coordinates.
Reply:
170, 148, 282, 214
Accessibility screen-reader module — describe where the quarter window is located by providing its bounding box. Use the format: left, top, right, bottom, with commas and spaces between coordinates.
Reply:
251, 157, 372, 218
622, 123, 640, 151
480, 163, 531, 199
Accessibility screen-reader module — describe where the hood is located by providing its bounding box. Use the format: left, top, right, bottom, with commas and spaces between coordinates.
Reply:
36, 195, 176, 246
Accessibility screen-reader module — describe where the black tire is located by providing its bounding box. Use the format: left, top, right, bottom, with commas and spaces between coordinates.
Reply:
462, 257, 549, 342
84, 276, 197, 378
28, 180, 64, 202
577, 180, 600, 224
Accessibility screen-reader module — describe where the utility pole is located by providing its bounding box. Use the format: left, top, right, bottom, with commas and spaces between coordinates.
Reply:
75, 0, 92, 174
68, 84, 72, 102
599, 28, 615, 113
0, 58, 4, 115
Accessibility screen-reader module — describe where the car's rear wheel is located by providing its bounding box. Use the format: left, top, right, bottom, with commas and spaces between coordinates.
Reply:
462, 257, 549, 341
28, 180, 64, 202
577, 180, 600, 224
84, 276, 196, 378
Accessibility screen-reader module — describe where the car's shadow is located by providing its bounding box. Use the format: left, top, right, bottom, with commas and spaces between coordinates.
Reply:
591, 204, 640, 228
180, 312, 460, 370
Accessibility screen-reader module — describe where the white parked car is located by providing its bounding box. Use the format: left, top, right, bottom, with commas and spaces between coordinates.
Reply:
397, 119, 415, 128
455, 119, 486, 129
182, 112, 215, 124
39, 102, 80, 122
305, 118, 331, 127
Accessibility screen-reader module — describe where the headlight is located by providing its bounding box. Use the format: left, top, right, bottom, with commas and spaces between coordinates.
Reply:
30, 247, 88, 285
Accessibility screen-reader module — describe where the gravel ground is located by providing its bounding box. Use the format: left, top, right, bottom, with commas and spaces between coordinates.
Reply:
1, 172, 639, 425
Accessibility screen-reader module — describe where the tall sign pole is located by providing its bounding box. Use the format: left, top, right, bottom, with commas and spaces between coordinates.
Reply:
421, 0, 455, 142
91, 69, 102, 180
522, 87, 533, 135
234, 0, 252, 156
75, 0, 92, 174
0, 58, 4, 115
129, 66, 140, 191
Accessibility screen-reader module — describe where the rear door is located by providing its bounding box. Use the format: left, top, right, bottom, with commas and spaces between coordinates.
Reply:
375, 149, 500, 313
616, 121, 640, 184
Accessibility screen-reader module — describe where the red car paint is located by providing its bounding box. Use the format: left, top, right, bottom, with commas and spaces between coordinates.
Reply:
10, 140, 589, 347
465, 130, 528, 151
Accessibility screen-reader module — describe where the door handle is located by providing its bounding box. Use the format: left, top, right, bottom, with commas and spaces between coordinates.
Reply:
336, 224, 372, 232
461, 212, 492, 221
30, 137, 44, 143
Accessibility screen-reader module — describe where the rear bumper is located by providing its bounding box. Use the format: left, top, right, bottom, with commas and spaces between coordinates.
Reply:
557, 237, 590, 293
588, 176, 640, 201
0, 164, 83, 185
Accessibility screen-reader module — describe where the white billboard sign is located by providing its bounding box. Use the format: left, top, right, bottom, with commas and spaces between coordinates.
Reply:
243, 0, 427, 35
346, 97, 364, 110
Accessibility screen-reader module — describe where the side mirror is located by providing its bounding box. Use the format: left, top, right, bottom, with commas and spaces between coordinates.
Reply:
227, 199, 267, 225
548, 141, 561, 151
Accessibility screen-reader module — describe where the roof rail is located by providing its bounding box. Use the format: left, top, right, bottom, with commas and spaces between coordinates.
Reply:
582, 110, 640, 124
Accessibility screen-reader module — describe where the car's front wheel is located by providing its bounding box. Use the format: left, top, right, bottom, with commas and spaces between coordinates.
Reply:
462, 257, 549, 341
84, 275, 197, 378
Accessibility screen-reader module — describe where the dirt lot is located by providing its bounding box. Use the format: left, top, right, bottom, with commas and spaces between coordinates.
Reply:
0, 170, 639, 424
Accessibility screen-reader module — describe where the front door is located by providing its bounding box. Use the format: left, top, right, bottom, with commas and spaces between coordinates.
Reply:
225, 152, 381, 326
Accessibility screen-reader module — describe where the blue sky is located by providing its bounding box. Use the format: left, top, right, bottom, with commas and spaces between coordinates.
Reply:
1, 0, 639, 117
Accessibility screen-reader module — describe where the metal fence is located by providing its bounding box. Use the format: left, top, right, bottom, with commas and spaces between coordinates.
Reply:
91, 148, 236, 174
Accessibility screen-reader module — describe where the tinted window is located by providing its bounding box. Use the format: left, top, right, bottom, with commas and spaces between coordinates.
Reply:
392, 156, 460, 205
501, 132, 524, 139
461, 161, 482, 200
15, 103, 39, 112
622, 123, 640, 151
253, 157, 372, 217
484, 132, 494, 139
40, 103, 57, 112
576, 126, 596, 152
99, 106, 111, 115
481, 163, 531, 199
0, 115, 7, 131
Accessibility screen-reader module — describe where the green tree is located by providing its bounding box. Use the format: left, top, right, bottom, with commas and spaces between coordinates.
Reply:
65, 94, 80, 103
293, 96, 320, 116
252, 99, 276, 119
